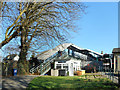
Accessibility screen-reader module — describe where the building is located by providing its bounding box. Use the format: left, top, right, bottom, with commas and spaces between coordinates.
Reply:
3, 54, 19, 62
112, 48, 120, 72
102, 54, 113, 71
2, 54, 19, 76
54, 58, 81, 76
30, 43, 103, 76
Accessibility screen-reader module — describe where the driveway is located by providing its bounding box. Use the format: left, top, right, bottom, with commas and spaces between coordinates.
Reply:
2, 75, 40, 90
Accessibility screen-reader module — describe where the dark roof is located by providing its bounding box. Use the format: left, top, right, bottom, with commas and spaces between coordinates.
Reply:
29, 58, 40, 63
4, 54, 18, 60
112, 48, 120, 53
54, 58, 71, 61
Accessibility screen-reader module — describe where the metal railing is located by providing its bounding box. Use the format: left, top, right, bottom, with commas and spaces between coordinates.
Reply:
30, 55, 57, 75
29, 50, 69, 75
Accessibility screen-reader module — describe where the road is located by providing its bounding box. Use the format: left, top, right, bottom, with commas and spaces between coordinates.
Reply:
2, 75, 40, 90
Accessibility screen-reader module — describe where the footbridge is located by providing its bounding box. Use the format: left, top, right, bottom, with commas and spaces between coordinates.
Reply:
30, 43, 103, 75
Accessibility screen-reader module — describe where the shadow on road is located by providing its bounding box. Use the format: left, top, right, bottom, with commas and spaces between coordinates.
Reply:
2, 75, 39, 90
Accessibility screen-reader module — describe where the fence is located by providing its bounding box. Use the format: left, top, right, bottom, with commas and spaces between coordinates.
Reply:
98, 67, 120, 84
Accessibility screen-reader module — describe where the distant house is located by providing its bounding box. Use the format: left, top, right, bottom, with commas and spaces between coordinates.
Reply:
112, 48, 120, 72
2, 54, 19, 76
3, 54, 19, 62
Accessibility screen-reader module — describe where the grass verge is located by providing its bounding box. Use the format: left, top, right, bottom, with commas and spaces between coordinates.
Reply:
27, 76, 119, 90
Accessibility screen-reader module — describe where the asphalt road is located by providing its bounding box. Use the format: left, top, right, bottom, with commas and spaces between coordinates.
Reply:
2, 75, 40, 90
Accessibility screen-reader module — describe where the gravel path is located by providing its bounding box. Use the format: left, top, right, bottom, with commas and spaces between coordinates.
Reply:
2, 75, 40, 90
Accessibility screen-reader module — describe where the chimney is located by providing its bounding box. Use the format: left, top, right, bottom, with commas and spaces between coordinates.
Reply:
101, 51, 103, 54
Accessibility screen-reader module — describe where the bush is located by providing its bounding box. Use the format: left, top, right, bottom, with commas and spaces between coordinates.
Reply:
67, 71, 69, 76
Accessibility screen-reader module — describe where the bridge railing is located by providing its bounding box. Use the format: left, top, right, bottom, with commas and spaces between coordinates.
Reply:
29, 53, 58, 74
29, 50, 68, 75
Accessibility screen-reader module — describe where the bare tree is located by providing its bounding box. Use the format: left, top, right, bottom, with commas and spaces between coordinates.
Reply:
0, 2, 86, 74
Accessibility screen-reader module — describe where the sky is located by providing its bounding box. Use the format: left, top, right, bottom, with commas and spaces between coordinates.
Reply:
0, 2, 118, 60
69, 2, 118, 54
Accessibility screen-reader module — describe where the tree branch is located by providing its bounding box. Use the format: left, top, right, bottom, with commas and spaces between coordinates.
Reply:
0, 30, 20, 49
5, 5, 28, 39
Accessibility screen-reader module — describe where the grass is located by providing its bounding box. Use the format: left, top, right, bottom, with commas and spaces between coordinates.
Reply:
27, 76, 119, 90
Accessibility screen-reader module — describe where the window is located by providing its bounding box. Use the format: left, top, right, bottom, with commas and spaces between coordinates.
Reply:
74, 62, 77, 64
63, 64, 68, 70
56, 66, 61, 69
116, 56, 118, 71
71, 63, 73, 67
63, 66, 68, 69
58, 61, 66, 63
56, 64, 61, 69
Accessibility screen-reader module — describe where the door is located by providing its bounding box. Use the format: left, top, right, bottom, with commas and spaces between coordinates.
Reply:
69, 63, 74, 76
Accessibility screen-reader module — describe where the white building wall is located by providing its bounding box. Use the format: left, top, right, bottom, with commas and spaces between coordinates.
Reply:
66, 59, 81, 71
13, 55, 19, 61
54, 58, 81, 76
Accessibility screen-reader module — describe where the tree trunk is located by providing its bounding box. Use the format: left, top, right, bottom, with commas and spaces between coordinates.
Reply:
17, 27, 29, 75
